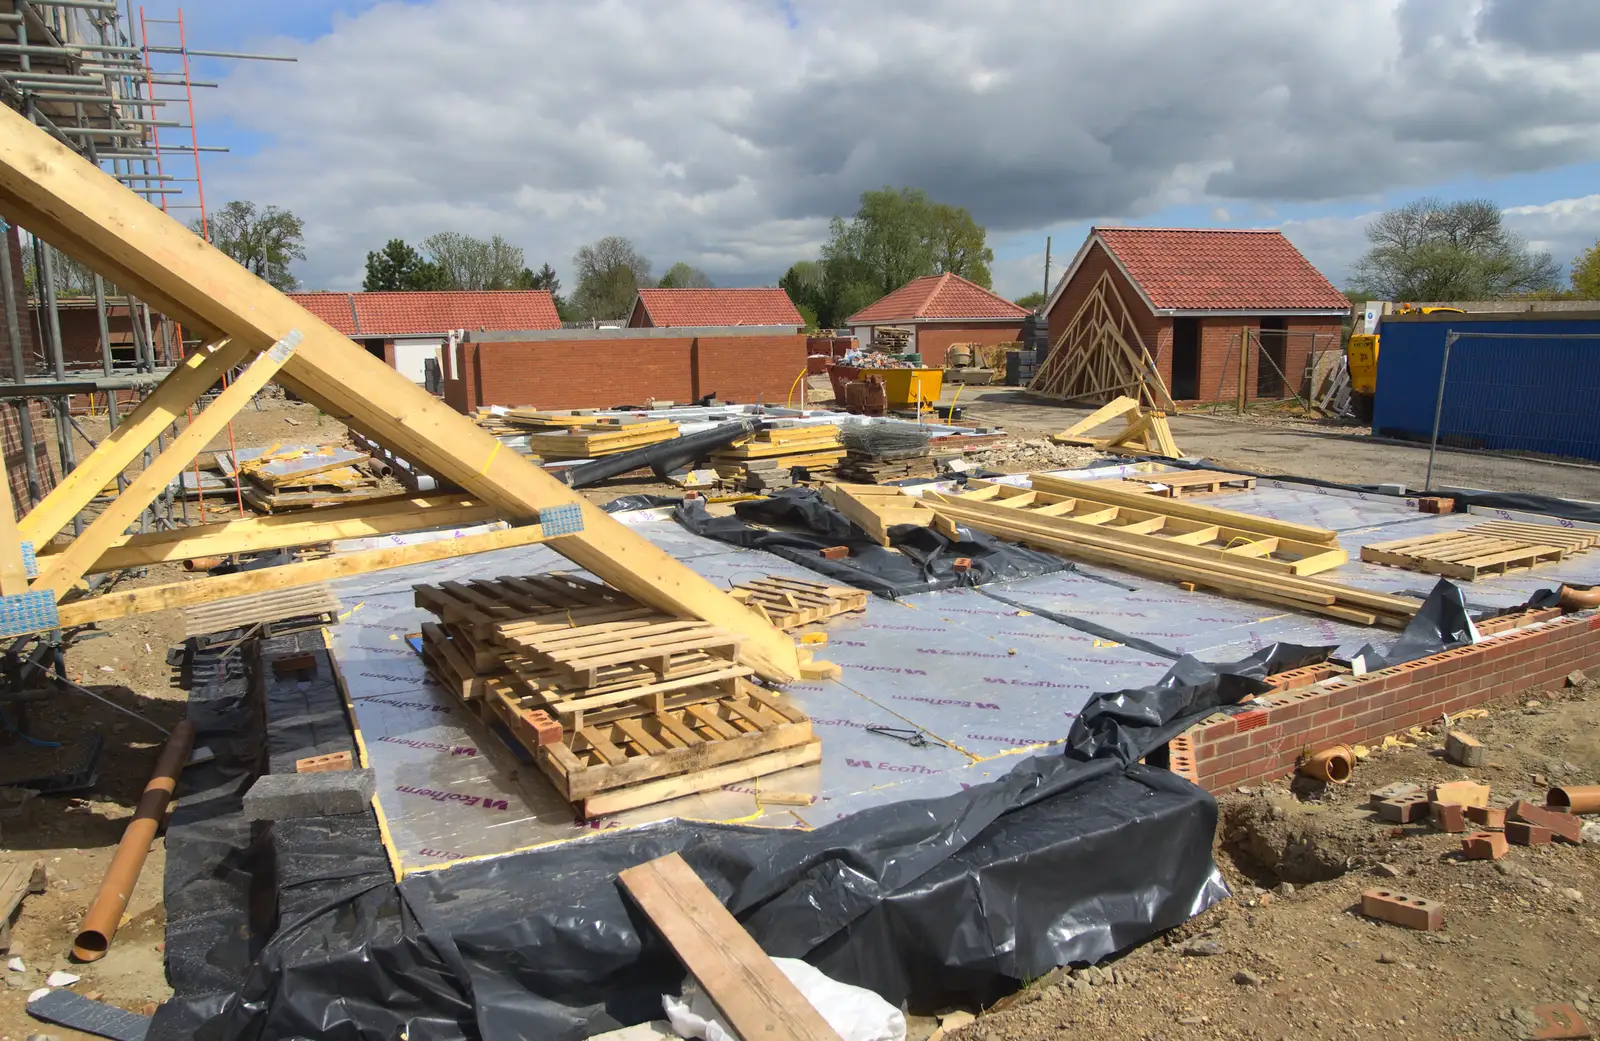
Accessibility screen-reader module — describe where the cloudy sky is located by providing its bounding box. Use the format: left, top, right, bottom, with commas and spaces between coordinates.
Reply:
130, 0, 1600, 299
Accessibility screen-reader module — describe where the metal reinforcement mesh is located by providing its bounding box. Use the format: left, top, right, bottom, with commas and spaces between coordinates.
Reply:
840, 422, 931, 460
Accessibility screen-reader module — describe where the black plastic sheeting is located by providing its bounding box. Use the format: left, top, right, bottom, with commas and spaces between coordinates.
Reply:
163, 634, 1350, 1041
674, 488, 1070, 597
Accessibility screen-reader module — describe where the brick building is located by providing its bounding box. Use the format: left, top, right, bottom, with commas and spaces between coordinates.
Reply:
287, 290, 560, 385
1044, 228, 1350, 402
628, 287, 803, 330
441, 326, 808, 412
846, 273, 1031, 362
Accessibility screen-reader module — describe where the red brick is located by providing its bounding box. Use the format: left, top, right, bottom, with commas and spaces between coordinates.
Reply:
818, 546, 849, 560
1466, 805, 1506, 830
520, 709, 563, 747
1505, 820, 1553, 846
1461, 831, 1508, 860
1430, 802, 1468, 833
1526, 1002, 1592, 1040
295, 750, 354, 774
1360, 889, 1443, 931
1508, 800, 1583, 844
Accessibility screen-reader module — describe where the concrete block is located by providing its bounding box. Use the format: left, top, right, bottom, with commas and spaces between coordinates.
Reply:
243, 768, 375, 820
1444, 731, 1485, 767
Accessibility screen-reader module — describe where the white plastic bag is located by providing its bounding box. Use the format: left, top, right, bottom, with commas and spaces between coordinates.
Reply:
662, 957, 905, 1041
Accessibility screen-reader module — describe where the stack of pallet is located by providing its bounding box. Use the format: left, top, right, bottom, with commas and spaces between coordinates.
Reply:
526, 418, 681, 461
415, 572, 822, 818
710, 425, 845, 490
226, 444, 385, 512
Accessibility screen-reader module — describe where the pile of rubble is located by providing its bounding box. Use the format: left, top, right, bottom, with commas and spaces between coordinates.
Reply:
965, 437, 1100, 473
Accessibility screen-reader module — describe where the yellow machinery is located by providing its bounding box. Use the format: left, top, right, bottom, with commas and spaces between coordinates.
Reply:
1347, 306, 1463, 414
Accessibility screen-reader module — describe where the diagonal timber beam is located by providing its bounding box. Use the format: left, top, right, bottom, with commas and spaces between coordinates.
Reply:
48, 492, 502, 573
31, 334, 299, 597
0, 105, 799, 680
19, 338, 250, 547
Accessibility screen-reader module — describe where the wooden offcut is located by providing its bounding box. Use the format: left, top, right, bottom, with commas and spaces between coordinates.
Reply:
0, 103, 797, 680
618, 852, 844, 1041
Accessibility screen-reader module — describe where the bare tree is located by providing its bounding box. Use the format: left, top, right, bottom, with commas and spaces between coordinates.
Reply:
192, 200, 305, 290
572, 236, 652, 319
421, 232, 527, 290
1350, 197, 1560, 300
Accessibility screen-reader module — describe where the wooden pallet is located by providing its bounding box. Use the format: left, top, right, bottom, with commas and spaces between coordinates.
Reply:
1360, 522, 1594, 580
181, 582, 339, 637
730, 576, 868, 629
413, 572, 630, 640
523, 678, 820, 818
498, 617, 742, 688
1120, 470, 1256, 497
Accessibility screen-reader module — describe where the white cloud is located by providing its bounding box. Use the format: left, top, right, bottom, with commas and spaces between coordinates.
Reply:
193, 0, 1600, 290
1504, 194, 1600, 266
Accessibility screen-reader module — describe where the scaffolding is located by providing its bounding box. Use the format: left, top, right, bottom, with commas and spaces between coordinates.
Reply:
0, 0, 291, 541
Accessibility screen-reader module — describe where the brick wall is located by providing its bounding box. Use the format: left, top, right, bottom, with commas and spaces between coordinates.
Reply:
696, 335, 809, 404
444, 332, 808, 411
915, 322, 1026, 363
1172, 610, 1600, 793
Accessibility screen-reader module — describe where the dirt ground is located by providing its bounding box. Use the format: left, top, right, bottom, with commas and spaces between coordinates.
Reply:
3, 391, 1598, 1039
948, 677, 1600, 1041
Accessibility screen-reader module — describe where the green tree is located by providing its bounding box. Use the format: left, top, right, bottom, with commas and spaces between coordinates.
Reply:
818, 187, 994, 324
657, 262, 714, 289
520, 263, 561, 293
927, 202, 993, 286
363, 238, 449, 291
1013, 290, 1046, 310
1349, 197, 1560, 300
421, 232, 527, 290
572, 236, 652, 319
778, 260, 824, 322
194, 200, 305, 290
1571, 240, 1600, 298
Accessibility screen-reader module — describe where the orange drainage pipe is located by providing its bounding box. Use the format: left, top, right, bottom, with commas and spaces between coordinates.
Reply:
1298, 744, 1353, 784
1547, 785, 1600, 815
71, 719, 196, 962
1558, 584, 1600, 612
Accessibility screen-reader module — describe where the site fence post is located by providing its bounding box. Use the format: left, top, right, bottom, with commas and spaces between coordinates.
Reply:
1423, 330, 1455, 493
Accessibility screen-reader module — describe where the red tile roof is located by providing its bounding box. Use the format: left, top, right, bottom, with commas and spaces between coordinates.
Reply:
634, 287, 803, 327
286, 290, 561, 337
845, 273, 1031, 325
1092, 228, 1350, 311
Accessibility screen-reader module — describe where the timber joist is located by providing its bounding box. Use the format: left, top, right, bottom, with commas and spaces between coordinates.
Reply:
0, 104, 798, 679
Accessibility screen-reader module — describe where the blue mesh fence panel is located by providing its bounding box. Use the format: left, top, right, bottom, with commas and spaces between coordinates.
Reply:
1422, 330, 1600, 490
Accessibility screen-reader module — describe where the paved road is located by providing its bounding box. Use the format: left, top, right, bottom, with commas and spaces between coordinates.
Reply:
948, 388, 1600, 502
